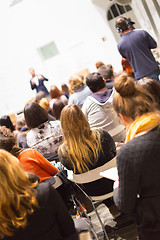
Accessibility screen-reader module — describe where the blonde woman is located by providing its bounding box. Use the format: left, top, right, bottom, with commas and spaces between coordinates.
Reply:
113, 73, 160, 240
68, 75, 91, 108
0, 149, 78, 240
58, 104, 116, 206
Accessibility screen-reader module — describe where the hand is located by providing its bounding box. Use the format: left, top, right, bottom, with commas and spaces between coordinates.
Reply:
113, 180, 119, 189
38, 75, 44, 80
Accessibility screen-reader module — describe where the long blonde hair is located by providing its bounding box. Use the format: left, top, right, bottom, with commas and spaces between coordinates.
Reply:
59, 104, 101, 173
0, 150, 38, 238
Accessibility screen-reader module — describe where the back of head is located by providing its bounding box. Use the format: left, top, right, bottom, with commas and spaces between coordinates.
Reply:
52, 99, 66, 120
61, 84, 69, 95
68, 75, 85, 94
24, 102, 48, 129
95, 61, 105, 69
16, 114, 26, 131
115, 17, 130, 33
50, 85, 62, 99
0, 149, 37, 238
98, 65, 114, 80
86, 72, 106, 93
0, 115, 15, 132
60, 104, 91, 140
0, 126, 15, 152
138, 78, 160, 111
113, 73, 155, 120
39, 98, 50, 111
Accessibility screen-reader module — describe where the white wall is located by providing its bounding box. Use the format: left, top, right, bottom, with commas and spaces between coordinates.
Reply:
1, 0, 121, 116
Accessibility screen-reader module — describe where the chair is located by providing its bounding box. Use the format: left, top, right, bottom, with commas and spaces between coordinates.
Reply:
71, 157, 117, 240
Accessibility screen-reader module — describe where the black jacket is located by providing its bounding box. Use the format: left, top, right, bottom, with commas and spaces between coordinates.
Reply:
4, 182, 78, 240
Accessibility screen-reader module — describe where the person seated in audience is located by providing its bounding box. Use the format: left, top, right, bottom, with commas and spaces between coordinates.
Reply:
0, 115, 15, 132
138, 77, 160, 110
49, 85, 68, 109
52, 99, 66, 120
58, 104, 117, 208
0, 149, 78, 240
68, 74, 92, 108
98, 64, 114, 89
16, 113, 29, 149
121, 57, 134, 77
61, 83, 70, 99
0, 126, 59, 182
24, 102, 63, 161
82, 72, 125, 142
113, 73, 160, 240
39, 97, 55, 120
95, 60, 105, 69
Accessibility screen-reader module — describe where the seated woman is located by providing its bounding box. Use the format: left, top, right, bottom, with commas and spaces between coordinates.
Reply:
58, 104, 116, 205
52, 99, 66, 120
16, 113, 29, 149
113, 73, 160, 240
0, 126, 58, 182
49, 85, 68, 109
24, 102, 63, 161
0, 115, 15, 132
68, 75, 92, 108
0, 149, 78, 240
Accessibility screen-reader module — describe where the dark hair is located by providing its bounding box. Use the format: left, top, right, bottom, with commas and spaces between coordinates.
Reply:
113, 73, 155, 120
0, 115, 14, 132
86, 72, 106, 93
98, 65, 114, 80
0, 126, 16, 151
52, 99, 66, 120
24, 102, 48, 129
115, 17, 130, 33
138, 78, 160, 110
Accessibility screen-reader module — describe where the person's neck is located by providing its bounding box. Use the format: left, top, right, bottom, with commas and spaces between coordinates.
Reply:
122, 29, 131, 35
95, 87, 107, 93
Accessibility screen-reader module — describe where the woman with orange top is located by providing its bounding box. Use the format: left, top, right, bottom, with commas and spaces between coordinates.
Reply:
0, 126, 58, 182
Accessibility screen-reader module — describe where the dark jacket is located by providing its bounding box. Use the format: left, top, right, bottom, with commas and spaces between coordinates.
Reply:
59, 130, 116, 196
114, 127, 160, 237
4, 182, 78, 240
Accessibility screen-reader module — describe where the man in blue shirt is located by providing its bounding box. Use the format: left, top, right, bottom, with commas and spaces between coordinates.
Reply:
115, 17, 159, 81
29, 68, 49, 97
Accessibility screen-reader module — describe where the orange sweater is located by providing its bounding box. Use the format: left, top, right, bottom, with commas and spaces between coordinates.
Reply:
17, 149, 59, 182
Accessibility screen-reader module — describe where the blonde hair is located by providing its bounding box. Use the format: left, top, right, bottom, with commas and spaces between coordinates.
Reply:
68, 75, 85, 94
0, 150, 38, 238
59, 104, 101, 173
39, 97, 50, 111
113, 73, 155, 121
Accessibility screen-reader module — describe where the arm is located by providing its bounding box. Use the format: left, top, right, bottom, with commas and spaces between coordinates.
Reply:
49, 184, 79, 240
38, 75, 48, 81
30, 80, 37, 90
33, 150, 59, 176
144, 30, 157, 49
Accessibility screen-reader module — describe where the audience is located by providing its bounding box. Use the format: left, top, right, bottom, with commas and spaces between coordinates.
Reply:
0, 149, 78, 240
61, 83, 70, 99
82, 72, 125, 142
49, 85, 68, 109
138, 77, 160, 110
68, 74, 92, 108
98, 64, 114, 89
113, 73, 160, 240
0, 115, 15, 132
0, 126, 58, 182
16, 113, 29, 149
58, 104, 116, 207
24, 102, 62, 161
52, 99, 66, 120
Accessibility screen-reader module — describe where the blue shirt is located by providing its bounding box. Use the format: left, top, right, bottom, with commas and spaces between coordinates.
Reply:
117, 29, 159, 80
